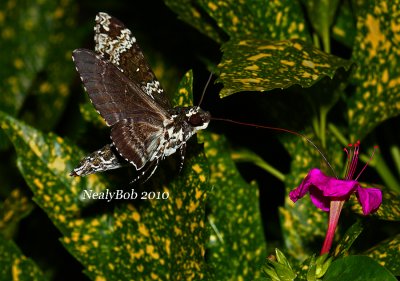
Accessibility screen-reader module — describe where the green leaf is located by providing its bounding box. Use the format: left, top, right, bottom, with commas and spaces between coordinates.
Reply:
198, 0, 309, 41
0, 0, 53, 116
0, 189, 34, 238
218, 39, 353, 97
0, 236, 47, 281
163, 0, 224, 43
331, 0, 357, 48
302, 0, 340, 41
202, 132, 267, 280
363, 234, 400, 276
79, 103, 107, 128
323, 255, 397, 281
348, 0, 400, 139
333, 220, 364, 258
0, 0, 53, 148
230, 148, 285, 181
21, 0, 79, 131
172, 69, 194, 107
0, 110, 106, 234
0, 0, 79, 148
348, 189, 400, 221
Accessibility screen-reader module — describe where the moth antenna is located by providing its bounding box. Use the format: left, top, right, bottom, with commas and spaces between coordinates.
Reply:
198, 72, 213, 107
211, 117, 338, 178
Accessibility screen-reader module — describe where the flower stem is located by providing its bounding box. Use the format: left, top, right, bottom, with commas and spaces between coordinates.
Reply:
321, 200, 344, 255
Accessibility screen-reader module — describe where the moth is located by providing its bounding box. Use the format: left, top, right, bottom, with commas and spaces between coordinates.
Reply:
70, 12, 211, 181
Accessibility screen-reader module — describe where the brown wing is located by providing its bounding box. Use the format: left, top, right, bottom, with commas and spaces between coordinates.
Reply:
110, 119, 164, 170
94, 12, 171, 109
72, 48, 170, 127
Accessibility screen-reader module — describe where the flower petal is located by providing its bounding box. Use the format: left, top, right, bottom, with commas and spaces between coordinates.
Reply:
289, 169, 360, 211
356, 186, 382, 215
309, 169, 359, 198
309, 186, 331, 211
289, 170, 315, 202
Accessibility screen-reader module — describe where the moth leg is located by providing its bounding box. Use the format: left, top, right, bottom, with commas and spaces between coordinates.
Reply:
179, 143, 186, 173
130, 159, 160, 185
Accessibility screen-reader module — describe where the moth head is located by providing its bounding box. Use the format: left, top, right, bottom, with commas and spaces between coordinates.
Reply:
185, 106, 211, 131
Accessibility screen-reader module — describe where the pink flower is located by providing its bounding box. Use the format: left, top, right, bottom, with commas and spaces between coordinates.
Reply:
289, 141, 382, 254
289, 141, 382, 215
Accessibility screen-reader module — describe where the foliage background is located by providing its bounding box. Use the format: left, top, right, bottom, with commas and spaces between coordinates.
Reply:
0, 0, 399, 280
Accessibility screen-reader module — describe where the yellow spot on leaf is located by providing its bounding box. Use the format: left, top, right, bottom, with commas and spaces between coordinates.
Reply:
34, 178, 44, 190
257, 45, 282, 51
95, 276, 106, 281
191, 8, 201, 18
39, 82, 52, 93
293, 42, 303, 50
302, 60, 315, 69
174, 226, 182, 235
59, 83, 69, 96
28, 140, 42, 158
0, 11, 5, 24
190, 222, 198, 232
382, 68, 389, 83
90, 219, 99, 227
244, 64, 259, 71
195, 189, 202, 200
232, 15, 239, 25
48, 157, 66, 172
365, 15, 385, 57
179, 88, 188, 95
12, 259, 21, 280
146, 245, 159, 259
14, 58, 24, 69
71, 231, 80, 242
332, 26, 345, 37
188, 200, 199, 212
58, 215, 66, 223
79, 245, 88, 253
176, 198, 183, 209
151, 273, 159, 280
234, 78, 262, 84
280, 60, 295, 66
137, 264, 144, 272
2, 27, 15, 39
131, 211, 140, 222
54, 8, 64, 19
207, 148, 217, 156
208, 2, 218, 11
192, 163, 202, 173
211, 133, 220, 141
199, 174, 206, 182
82, 234, 91, 241
139, 224, 149, 237
247, 53, 270, 61
165, 239, 171, 255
